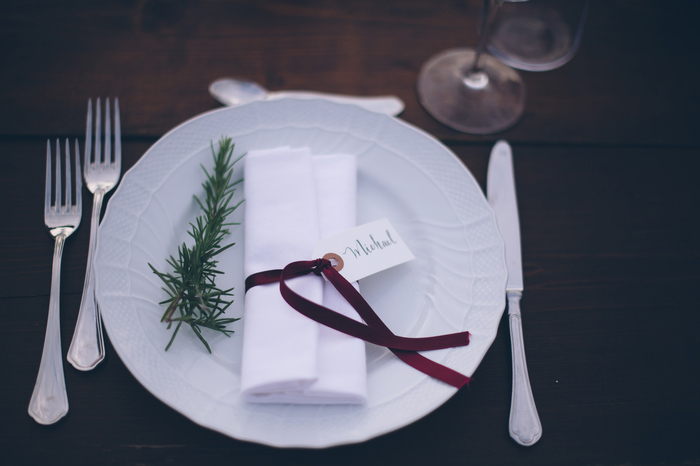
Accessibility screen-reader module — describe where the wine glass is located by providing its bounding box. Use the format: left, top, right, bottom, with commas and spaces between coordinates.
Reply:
417, 0, 525, 135
487, 0, 590, 72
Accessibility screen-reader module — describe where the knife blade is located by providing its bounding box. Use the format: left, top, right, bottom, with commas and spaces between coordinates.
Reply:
487, 140, 542, 447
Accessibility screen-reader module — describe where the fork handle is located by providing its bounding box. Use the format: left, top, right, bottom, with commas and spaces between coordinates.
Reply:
29, 234, 69, 425
67, 189, 105, 370
508, 291, 542, 446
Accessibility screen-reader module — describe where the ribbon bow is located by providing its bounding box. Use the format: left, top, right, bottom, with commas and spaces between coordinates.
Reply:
246, 259, 471, 388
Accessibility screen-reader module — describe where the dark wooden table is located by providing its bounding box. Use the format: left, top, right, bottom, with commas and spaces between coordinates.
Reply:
2, 1, 699, 465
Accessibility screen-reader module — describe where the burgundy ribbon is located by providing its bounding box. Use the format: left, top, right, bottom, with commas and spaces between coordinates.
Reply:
245, 259, 471, 388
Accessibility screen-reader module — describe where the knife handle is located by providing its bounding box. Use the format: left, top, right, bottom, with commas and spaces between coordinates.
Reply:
507, 291, 542, 446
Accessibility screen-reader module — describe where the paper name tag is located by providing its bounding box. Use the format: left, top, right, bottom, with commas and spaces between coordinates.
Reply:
312, 218, 415, 283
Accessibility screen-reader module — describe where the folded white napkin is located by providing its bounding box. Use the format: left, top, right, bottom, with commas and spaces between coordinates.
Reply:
241, 147, 366, 404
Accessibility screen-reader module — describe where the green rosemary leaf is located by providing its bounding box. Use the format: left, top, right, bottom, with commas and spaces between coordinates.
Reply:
148, 136, 244, 353
165, 321, 183, 351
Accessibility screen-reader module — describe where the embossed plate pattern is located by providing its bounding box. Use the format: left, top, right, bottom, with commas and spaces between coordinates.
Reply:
94, 99, 507, 448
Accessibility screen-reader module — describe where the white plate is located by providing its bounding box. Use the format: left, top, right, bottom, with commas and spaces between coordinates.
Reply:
94, 99, 507, 448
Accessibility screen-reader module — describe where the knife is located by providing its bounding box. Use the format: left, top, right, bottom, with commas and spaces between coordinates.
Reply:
487, 140, 542, 446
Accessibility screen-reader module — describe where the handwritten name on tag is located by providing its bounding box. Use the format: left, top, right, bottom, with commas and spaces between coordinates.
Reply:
312, 218, 415, 283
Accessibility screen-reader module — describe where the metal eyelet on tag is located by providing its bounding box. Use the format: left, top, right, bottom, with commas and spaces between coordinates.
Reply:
323, 252, 344, 271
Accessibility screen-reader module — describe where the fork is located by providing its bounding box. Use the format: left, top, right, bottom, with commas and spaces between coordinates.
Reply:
29, 139, 82, 425
67, 98, 121, 370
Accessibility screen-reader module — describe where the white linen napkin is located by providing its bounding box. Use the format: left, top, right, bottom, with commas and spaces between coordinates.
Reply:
240, 147, 366, 404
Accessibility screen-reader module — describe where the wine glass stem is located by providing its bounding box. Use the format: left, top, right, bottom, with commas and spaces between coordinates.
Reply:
470, 0, 504, 75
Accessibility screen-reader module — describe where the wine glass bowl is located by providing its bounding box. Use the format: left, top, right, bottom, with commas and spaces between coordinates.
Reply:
487, 0, 589, 72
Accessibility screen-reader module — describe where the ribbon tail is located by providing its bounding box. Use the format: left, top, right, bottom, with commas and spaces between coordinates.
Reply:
392, 349, 471, 389
322, 264, 470, 347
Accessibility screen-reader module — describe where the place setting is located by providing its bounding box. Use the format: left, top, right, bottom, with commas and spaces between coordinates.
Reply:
9, 1, 699, 464
26, 0, 590, 449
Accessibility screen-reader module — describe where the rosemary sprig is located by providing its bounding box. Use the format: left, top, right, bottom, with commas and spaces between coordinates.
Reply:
149, 136, 244, 352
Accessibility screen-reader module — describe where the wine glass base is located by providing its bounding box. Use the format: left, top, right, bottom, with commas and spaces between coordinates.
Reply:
417, 48, 525, 134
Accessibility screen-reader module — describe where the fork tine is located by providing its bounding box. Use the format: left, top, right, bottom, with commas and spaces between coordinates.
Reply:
105, 98, 111, 167
85, 98, 93, 171
55, 139, 62, 212
114, 98, 121, 174
95, 98, 102, 165
75, 139, 82, 213
65, 139, 71, 209
45, 140, 52, 215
